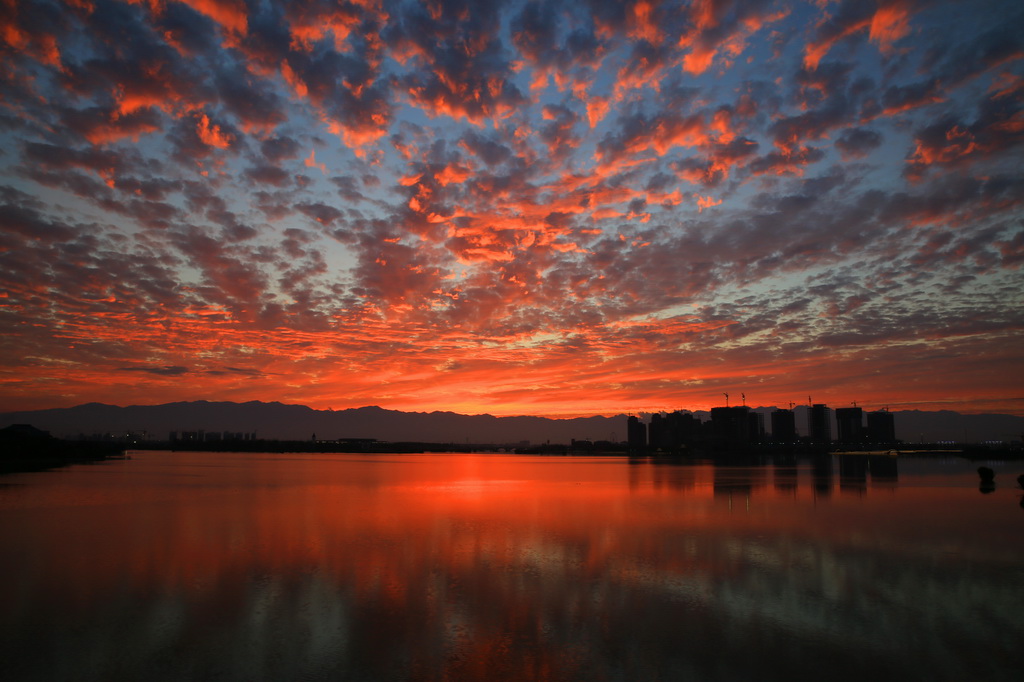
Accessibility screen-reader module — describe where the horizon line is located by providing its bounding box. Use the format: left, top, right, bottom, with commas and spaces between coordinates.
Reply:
4, 399, 1024, 420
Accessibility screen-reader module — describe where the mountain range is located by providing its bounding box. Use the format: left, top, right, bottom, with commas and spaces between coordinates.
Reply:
2, 401, 1023, 445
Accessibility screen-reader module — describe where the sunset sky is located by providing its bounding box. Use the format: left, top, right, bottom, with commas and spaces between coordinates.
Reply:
1, 0, 1022, 417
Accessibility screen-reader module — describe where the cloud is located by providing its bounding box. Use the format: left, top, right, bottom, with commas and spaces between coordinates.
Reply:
678, 0, 787, 75
0, 0, 1021, 417
834, 126, 883, 159
117, 365, 191, 376
904, 101, 1024, 181
0, 192, 79, 243
597, 110, 711, 166
244, 163, 292, 187
176, 0, 249, 37
803, 0, 916, 70
296, 201, 344, 226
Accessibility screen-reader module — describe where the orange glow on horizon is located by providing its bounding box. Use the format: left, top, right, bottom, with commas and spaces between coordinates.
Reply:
2, 300, 1022, 417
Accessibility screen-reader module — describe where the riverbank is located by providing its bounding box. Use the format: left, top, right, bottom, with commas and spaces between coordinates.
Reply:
0, 424, 126, 474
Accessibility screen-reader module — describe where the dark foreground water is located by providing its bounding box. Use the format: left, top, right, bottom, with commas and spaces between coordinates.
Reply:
1, 452, 1022, 681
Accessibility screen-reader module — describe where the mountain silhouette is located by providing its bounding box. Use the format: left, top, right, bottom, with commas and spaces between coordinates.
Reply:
1, 401, 1021, 445
0, 401, 624, 444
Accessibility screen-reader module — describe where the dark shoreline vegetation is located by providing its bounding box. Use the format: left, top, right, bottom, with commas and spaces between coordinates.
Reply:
0, 442, 126, 475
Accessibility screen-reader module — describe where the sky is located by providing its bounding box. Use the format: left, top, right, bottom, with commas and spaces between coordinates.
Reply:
0, 0, 1022, 418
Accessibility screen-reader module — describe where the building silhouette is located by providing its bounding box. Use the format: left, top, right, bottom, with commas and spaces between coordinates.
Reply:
648, 413, 667, 450
750, 410, 765, 443
624, 401, 898, 453
648, 411, 702, 452
771, 409, 797, 442
835, 407, 865, 445
671, 411, 702, 448
809, 404, 831, 444
627, 416, 646, 451
710, 406, 763, 450
867, 409, 896, 444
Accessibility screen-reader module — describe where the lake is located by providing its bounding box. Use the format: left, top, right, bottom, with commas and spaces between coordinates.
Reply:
1, 451, 1022, 681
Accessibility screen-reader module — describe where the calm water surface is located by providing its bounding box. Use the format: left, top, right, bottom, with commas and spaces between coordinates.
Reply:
1, 452, 1022, 681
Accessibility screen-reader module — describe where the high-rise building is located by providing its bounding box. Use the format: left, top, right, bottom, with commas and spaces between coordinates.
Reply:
648, 411, 698, 452
771, 409, 797, 442
648, 413, 666, 450
627, 416, 647, 451
835, 407, 865, 444
711, 406, 753, 449
809, 404, 831, 444
748, 411, 765, 443
867, 410, 896, 444
831, 405, 864, 444
673, 411, 701, 446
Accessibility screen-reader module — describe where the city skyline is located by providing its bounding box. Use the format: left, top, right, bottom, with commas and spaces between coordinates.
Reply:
5, 397, 1021, 445
2, 0, 1023, 417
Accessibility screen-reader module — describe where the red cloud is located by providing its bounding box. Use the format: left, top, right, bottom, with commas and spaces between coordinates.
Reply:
585, 96, 611, 129
695, 194, 722, 212
805, 1, 914, 70
3, 0, 1022, 421
177, 0, 248, 36
679, 1, 788, 75
286, 6, 362, 53
628, 0, 663, 46
598, 112, 712, 169
1, 17, 62, 68
196, 113, 232, 148
304, 149, 327, 174
868, 3, 912, 50
67, 107, 163, 145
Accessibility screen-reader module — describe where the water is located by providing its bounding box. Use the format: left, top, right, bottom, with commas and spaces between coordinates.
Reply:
1, 452, 1022, 681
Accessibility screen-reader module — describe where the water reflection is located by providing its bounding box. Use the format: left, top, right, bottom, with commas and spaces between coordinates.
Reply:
978, 466, 997, 494
773, 456, 798, 495
812, 454, 833, 497
0, 452, 1022, 681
